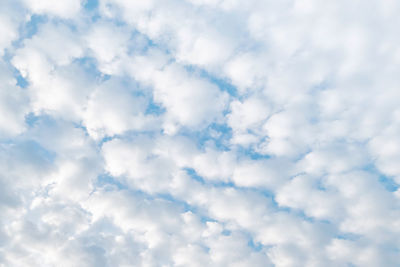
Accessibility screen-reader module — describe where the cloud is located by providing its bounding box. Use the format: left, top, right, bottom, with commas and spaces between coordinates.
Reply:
22, 0, 83, 18
83, 78, 159, 139
1, 0, 400, 266
0, 63, 29, 137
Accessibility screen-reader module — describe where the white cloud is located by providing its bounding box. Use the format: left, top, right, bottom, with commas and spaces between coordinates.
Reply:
84, 78, 159, 139
22, 0, 83, 18
128, 52, 229, 133
12, 23, 92, 121
0, 63, 29, 137
0, 17, 18, 56
232, 158, 291, 190
2, 0, 400, 266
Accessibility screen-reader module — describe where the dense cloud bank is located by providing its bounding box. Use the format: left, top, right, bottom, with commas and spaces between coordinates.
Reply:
1, 0, 400, 266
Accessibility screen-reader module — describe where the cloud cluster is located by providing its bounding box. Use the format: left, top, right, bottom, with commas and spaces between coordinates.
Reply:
1, 0, 400, 266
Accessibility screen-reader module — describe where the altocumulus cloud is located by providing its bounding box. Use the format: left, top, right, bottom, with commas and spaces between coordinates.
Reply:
1, 0, 400, 266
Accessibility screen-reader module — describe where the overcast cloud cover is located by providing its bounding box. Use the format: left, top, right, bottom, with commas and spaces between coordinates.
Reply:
1, 0, 400, 266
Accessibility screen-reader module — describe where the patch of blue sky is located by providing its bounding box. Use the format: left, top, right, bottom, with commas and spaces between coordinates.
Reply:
273, 204, 292, 214
184, 167, 235, 188
98, 136, 114, 146
178, 122, 273, 159
1, 51, 29, 88
24, 112, 41, 127
25, 113, 88, 140
247, 238, 264, 252
206, 123, 233, 150
72, 123, 92, 139
121, 77, 146, 95
24, 113, 66, 132
96, 173, 126, 190
83, 0, 101, 23
15, 140, 57, 165
364, 164, 399, 192
17, 14, 48, 41
24, 113, 65, 130
209, 122, 232, 138
15, 71, 28, 88
145, 100, 166, 115
183, 64, 238, 97
84, 0, 99, 11
203, 72, 238, 97
235, 145, 271, 160
178, 122, 232, 151
73, 57, 109, 81
184, 167, 206, 184
221, 229, 231, 236
378, 176, 399, 192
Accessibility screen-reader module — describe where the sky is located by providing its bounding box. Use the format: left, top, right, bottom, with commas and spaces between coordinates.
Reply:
1, 0, 400, 266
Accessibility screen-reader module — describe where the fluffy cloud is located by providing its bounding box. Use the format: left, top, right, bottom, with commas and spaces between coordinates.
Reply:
22, 0, 83, 18
0, 63, 29, 137
1, 0, 400, 266
83, 78, 159, 139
